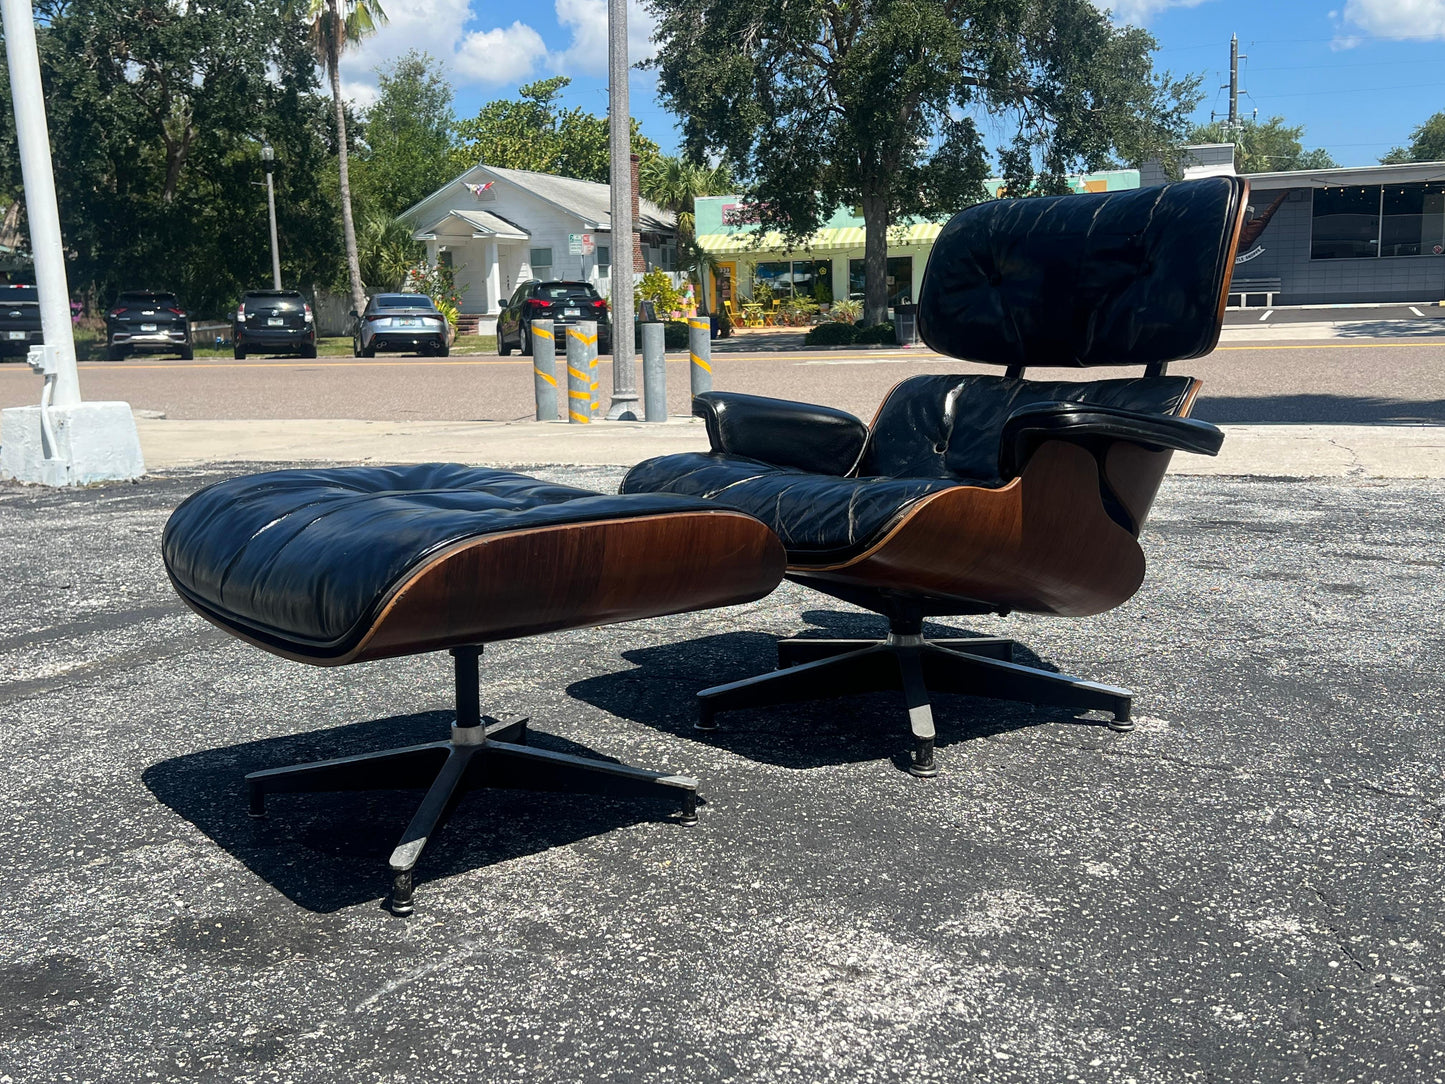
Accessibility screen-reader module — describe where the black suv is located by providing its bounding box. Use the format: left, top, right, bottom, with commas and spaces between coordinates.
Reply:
497, 280, 612, 356
106, 290, 192, 360
0, 284, 43, 360
233, 290, 317, 358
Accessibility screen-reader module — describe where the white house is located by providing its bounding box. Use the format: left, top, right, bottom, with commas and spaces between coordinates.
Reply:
398, 162, 677, 334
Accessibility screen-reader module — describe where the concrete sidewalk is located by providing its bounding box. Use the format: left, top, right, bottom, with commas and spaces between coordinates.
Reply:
132, 415, 1445, 478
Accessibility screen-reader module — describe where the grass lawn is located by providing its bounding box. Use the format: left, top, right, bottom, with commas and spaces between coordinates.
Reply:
72, 326, 499, 360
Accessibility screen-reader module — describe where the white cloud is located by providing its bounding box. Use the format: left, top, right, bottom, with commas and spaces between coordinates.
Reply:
1340, 0, 1445, 40
326, 0, 657, 105
453, 22, 550, 85
554, 0, 658, 76
1091, 0, 1214, 25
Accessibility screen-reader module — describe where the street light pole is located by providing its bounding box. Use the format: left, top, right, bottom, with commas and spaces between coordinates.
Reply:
605, 0, 640, 419
1, 0, 79, 407
261, 139, 281, 290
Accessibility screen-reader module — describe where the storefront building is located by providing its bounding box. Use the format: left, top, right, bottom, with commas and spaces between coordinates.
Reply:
693, 171, 1140, 314
1225, 162, 1445, 306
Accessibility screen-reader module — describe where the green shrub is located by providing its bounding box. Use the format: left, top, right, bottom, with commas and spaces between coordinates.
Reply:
854, 322, 897, 344
804, 321, 858, 346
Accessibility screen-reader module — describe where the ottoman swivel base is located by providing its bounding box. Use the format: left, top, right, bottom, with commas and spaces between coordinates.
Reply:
248, 647, 697, 916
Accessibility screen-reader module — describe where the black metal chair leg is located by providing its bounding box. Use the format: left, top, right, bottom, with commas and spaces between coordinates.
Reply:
929, 636, 1014, 662
387, 744, 478, 916
247, 741, 451, 816
696, 642, 898, 728
895, 646, 938, 778
922, 642, 1133, 725
479, 741, 698, 823
777, 638, 876, 667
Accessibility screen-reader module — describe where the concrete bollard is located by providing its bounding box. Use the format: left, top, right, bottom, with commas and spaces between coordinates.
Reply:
565, 324, 592, 424
531, 319, 558, 421
689, 318, 712, 396
641, 322, 666, 422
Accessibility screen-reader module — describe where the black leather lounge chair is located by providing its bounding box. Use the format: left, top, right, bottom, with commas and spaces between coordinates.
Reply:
163, 466, 785, 913
621, 176, 1247, 776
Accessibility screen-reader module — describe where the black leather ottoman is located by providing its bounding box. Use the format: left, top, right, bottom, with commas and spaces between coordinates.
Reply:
163, 464, 785, 914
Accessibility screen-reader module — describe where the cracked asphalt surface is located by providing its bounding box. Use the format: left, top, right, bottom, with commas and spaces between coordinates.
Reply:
2, 464, 1443, 1083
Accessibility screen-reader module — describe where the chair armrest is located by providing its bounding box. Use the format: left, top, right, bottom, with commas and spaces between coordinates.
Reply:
693, 391, 868, 474
999, 401, 1224, 478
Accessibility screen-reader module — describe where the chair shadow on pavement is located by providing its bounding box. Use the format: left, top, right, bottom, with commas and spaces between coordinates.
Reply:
143, 711, 674, 913
569, 608, 1116, 774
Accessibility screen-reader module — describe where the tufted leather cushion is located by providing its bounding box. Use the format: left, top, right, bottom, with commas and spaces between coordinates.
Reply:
163, 465, 735, 651
859, 374, 1198, 483
917, 177, 1244, 368
620, 453, 962, 563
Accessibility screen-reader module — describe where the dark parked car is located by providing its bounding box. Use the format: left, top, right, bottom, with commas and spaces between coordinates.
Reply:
106, 290, 192, 360
351, 293, 449, 357
233, 289, 317, 359
497, 280, 612, 356
0, 284, 43, 360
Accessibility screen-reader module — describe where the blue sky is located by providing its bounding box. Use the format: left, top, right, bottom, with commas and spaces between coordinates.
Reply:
338, 0, 1445, 169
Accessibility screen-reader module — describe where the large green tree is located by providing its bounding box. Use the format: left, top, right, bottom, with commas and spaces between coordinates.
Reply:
1188, 115, 1336, 174
1381, 112, 1445, 164
646, 0, 1200, 323
451, 77, 660, 182
0, 0, 342, 315
352, 49, 456, 217
291, 0, 387, 317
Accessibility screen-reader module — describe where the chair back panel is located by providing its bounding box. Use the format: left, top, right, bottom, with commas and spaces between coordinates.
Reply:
857, 373, 1197, 482
917, 177, 1247, 369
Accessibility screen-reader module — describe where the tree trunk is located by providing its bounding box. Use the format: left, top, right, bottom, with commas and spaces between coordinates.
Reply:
328, 33, 367, 317
860, 191, 890, 327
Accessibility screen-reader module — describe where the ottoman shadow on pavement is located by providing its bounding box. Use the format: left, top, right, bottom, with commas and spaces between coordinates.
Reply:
160, 464, 785, 914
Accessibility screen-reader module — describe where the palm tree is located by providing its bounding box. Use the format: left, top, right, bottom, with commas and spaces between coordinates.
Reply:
640, 156, 733, 314
292, 0, 387, 318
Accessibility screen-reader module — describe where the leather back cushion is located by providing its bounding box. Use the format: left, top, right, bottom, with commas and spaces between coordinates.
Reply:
917, 177, 1245, 368
858, 374, 1197, 482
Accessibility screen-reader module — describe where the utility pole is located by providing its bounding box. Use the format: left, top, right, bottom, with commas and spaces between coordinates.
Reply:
1227, 33, 1239, 134
605, 0, 640, 420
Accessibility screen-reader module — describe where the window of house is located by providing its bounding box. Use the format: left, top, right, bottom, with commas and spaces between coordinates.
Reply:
598, 245, 611, 271
529, 247, 553, 278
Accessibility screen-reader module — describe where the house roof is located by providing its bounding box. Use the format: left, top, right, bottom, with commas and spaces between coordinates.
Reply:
399, 163, 676, 234
414, 208, 531, 241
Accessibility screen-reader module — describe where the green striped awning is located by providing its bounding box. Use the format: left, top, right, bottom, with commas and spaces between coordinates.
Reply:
695, 221, 942, 255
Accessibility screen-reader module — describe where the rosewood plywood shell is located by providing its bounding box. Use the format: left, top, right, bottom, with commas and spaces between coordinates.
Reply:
793, 440, 1148, 618
179, 510, 785, 666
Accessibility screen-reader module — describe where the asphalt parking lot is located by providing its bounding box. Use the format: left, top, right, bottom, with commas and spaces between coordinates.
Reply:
2, 463, 1443, 1083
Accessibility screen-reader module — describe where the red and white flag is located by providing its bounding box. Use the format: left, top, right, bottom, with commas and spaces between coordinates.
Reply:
463, 181, 494, 197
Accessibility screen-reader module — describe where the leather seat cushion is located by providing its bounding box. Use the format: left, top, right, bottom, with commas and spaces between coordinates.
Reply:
621, 453, 963, 562
164, 464, 735, 647
859, 373, 1197, 482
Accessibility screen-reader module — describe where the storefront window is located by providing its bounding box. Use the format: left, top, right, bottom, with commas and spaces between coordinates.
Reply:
1312, 187, 1380, 259
849, 257, 913, 306
1382, 182, 1445, 257
752, 260, 833, 302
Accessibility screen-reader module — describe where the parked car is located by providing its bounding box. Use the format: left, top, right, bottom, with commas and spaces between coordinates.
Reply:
106, 290, 192, 360
0, 284, 43, 360
351, 293, 449, 357
233, 289, 317, 359
497, 280, 612, 357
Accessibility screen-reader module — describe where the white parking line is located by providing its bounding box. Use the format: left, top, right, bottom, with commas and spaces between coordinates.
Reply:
1260, 310, 1273, 322
1410, 306, 1425, 317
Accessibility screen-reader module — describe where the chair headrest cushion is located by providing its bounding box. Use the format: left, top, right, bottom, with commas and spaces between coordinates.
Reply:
917, 176, 1247, 369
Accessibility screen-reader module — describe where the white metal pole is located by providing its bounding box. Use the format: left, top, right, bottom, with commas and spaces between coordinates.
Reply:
265, 172, 282, 289
606, 0, 639, 419
1, 0, 81, 407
